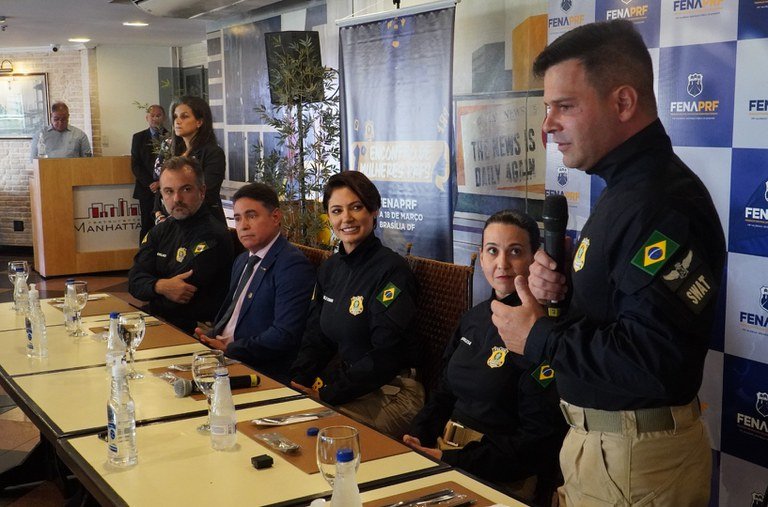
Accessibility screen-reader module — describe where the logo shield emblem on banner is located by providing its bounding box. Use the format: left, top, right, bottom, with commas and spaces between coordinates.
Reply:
687, 73, 703, 98
757, 392, 768, 418
760, 287, 768, 313
557, 167, 568, 187
561, 0, 572, 12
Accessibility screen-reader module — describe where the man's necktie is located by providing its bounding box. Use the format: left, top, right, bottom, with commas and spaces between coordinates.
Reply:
214, 255, 260, 335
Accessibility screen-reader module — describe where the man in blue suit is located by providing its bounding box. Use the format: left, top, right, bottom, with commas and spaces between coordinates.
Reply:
195, 183, 315, 382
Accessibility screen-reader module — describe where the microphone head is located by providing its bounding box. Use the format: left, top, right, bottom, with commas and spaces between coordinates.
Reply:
543, 194, 568, 232
173, 378, 194, 398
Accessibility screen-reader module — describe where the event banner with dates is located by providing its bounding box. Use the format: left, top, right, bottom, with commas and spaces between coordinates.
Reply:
340, 5, 455, 261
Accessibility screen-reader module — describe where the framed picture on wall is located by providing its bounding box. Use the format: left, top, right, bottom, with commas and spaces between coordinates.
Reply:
0, 73, 49, 138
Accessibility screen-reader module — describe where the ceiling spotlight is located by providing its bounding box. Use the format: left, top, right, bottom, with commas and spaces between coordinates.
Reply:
68, 38, 91, 43
123, 21, 149, 27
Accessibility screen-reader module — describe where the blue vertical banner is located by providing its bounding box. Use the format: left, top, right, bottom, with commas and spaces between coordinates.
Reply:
339, 4, 455, 261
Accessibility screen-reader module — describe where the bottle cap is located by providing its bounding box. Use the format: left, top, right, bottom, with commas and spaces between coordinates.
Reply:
306, 426, 319, 436
336, 448, 355, 463
109, 312, 120, 319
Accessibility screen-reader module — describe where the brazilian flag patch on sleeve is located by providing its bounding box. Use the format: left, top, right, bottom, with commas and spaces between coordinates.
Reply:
531, 362, 555, 388
376, 282, 401, 307
192, 242, 209, 255
630, 230, 679, 276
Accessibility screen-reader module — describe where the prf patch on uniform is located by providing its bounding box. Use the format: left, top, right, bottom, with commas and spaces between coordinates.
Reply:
376, 282, 401, 307
175, 247, 187, 263
531, 362, 555, 388
141, 233, 148, 245
630, 230, 680, 276
573, 238, 590, 272
486, 346, 508, 368
193, 242, 209, 255
311, 377, 324, 391
349, 296, 364, 316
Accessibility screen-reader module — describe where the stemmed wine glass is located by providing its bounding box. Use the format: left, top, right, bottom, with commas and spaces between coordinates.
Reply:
8, 260, 29, 311
118, 313, 146, 379
70, 281, 89, 337
316, 425, 361, 487
192, 350, 225, 433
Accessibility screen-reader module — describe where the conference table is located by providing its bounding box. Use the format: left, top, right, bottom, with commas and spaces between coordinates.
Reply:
0, 294, 528, 506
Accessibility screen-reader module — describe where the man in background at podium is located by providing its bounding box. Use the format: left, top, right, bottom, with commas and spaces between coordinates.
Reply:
128, 156, 233, 334
30, 102, 92, 159
131, 104, 168, 241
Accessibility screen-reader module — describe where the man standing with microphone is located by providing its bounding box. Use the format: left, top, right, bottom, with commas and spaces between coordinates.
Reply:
491, 20, 725, 506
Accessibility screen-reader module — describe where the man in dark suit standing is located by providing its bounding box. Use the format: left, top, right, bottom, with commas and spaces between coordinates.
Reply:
195, 183, 316, 382
131, 104, 167, 241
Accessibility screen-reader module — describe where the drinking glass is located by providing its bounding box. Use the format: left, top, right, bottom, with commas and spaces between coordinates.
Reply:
192, 350, 224, 433
8, 260, 29, 311
71, 281, 89, 337
118, 313, 146, 379
316, 425, 361, 487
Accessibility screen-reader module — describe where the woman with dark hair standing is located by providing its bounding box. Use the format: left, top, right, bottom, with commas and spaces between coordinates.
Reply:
154, 96, 226, 224
290, 171, 424, 438
402, 210, 566, 502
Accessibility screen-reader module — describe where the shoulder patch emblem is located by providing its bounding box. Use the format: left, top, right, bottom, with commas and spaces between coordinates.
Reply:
141, 233, 148, 245
349, 296, 364, 316
193, 242, 209, 255
531, 362, 555, 388
311, 377, 324, 391
658, 248, 716, 314
631, 230, 680, 276
175, 247, 187, 263
573, 238, 590, 272
486, 346, 508, 368
377, 282, 401, 307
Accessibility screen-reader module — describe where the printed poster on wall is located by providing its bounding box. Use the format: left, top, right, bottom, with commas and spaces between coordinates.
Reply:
73, 185, 141, 252
340, 5, 455, 261
455, 95, 546, 201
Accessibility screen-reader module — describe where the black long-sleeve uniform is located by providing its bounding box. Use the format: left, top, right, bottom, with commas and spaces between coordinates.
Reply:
525, 119, 726, 410
291, 233, 418, 405
128, 205, 233, 333
408, 293, 566, 483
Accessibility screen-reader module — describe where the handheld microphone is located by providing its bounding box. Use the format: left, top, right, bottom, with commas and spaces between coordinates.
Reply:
542, 194, 568, 318
173, 374, 261, 397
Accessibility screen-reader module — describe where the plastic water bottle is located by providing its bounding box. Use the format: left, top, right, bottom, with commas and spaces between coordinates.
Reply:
26, 284, 48, 359
105, 312, 125, 372
209, 367, 237, 451
13, 267, 29, 316
107, 362, 138, 467
63, 279, 77, 333
330, 448, 362, 507
37, 131, 47, 158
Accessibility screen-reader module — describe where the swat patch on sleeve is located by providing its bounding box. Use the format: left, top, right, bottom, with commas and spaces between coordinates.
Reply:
658, 248, 716, 314
376, 282, 401, 308
630, 230, 680, 276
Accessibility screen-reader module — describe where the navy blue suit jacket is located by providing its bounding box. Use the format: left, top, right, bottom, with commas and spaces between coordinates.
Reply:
216, 235, 315, 382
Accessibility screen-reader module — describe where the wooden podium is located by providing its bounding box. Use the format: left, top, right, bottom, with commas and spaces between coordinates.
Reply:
30, 156, 140, 277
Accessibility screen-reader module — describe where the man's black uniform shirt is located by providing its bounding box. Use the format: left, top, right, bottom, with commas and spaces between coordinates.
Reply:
526, 119, 726, 410
128, 205, 233, 333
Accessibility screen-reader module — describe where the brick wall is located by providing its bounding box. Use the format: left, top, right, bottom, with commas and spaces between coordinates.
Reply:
0, 49, 89, 247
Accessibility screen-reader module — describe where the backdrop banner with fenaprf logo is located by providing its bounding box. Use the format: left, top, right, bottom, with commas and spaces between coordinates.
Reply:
339, 3, 455, 261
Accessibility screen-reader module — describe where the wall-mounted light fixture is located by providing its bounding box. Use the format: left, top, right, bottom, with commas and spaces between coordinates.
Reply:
0, 59, 13, 74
